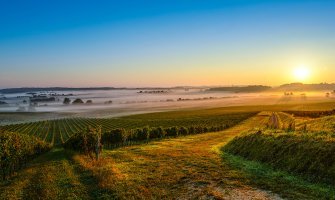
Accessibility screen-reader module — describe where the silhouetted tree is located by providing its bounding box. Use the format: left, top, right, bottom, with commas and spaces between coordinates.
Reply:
72, 98, 84, 104
63, 98, 71, 105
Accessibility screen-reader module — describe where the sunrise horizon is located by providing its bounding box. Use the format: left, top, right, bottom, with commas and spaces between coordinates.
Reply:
1, 1, 335, 199
1, 0, 335, 88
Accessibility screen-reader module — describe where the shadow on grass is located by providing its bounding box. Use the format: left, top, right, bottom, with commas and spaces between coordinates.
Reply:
31, 148, 67, 164
219, 148, 335, 200
64, 151, 118, 199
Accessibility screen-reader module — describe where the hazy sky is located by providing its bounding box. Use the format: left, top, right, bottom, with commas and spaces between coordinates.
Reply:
0, 0, 334, 88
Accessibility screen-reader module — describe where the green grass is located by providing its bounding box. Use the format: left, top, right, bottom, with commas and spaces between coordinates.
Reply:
0, 148, 116, 200
223, 131, 335, 184
221, 152, 335, 200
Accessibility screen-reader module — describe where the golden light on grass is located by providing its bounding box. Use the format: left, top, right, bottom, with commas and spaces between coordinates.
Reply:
293, 65, 311, 82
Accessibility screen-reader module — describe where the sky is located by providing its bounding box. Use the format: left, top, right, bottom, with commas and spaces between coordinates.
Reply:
0, 0, 334, 88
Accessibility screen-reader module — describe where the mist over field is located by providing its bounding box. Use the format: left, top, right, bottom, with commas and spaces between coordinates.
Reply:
1, 1, 335, 199
1, 87, 334, 125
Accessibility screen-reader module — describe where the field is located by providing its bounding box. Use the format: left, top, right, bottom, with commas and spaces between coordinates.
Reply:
0, 110, 257, 145
2, 101, 334, 145
1, 101, 335, 199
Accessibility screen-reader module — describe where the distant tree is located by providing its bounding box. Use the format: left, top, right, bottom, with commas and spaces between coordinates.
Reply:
63, 98, 71, 105
104, 100, 113, 104
72, 98, 84, 104
86, 100, 93, 104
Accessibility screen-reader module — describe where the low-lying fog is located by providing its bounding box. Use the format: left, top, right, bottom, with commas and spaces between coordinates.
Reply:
0, 88, 334, 125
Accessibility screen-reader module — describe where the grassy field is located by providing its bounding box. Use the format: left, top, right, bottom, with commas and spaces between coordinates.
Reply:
1, 102, 335, 199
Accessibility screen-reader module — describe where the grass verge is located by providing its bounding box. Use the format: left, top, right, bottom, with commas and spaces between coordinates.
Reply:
220, 152, 335, 200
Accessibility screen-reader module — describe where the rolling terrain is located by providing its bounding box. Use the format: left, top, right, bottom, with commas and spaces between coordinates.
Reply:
1, 102, 335, 199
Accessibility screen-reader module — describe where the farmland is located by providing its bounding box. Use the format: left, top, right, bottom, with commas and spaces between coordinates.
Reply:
222, 110, 335, 199
0, 110, 257, 145
1, 102, 335, 199
2, 1, 335, 199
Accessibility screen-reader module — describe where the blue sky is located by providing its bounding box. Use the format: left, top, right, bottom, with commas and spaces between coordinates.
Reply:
0, 0, 334, 87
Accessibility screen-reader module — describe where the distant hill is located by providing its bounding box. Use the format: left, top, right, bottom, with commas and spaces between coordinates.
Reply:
277, 83, 335, 91
0, 87, 194, 94
0, 87, 120, 94
208, 85, 271, 93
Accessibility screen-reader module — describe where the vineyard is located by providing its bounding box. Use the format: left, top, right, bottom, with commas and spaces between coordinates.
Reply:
0, 112, 257, 145
0, 130, 51, 180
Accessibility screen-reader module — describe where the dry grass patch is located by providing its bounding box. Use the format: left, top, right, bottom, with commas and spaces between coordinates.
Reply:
73, 114, 279, 199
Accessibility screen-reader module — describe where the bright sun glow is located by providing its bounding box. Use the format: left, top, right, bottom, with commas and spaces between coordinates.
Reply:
293, 65, 311, 82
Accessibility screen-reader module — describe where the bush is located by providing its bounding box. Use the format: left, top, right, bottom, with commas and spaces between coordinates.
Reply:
63, 126, 102, 160
166, 127, 178, 137
178, 127, 189, 136
149, 128, 160, 139
195, 127, 203, 134
156, 127, 166, 138
188, 126, 195, 134
111, 128, 128, 144
135, 127, 150, 141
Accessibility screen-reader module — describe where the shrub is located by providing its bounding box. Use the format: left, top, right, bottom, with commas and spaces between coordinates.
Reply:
156, 127, 166, 138
178, 127, 189, 136
188, 126, 195, 134
195, 127, 203, 134
136, 127, 150, 141
149, 128, 160, 139
63, 126, 102, 160
166, 127, 178, 137
111, 128, 128, 144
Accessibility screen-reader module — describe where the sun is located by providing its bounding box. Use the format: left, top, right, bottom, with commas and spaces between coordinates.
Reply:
293, 65, 310, 82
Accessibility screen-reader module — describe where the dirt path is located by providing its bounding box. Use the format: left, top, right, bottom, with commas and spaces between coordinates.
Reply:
81, 113, 282, 199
